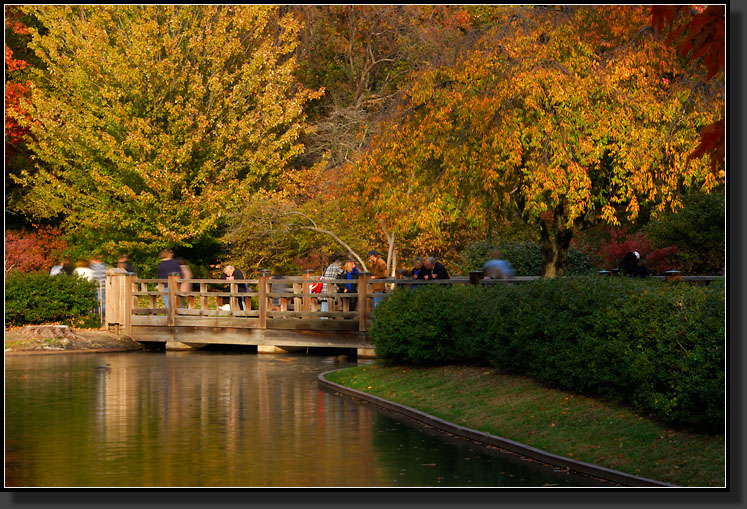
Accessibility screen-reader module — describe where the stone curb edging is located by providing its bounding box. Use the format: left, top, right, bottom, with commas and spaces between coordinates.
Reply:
318, 370, 677, 488
5, 346, 144, 356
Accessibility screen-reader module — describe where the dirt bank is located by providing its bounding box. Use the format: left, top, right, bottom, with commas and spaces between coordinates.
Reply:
5, 325, 144, 355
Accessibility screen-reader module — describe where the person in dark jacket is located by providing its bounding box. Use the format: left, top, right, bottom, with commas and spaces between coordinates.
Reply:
618, 251, 639, 276
117, 253, 136, 275
271, 268, 293, 311
156, 249, 183, 310
221, 265, 248, 311
423, 256, 450, 280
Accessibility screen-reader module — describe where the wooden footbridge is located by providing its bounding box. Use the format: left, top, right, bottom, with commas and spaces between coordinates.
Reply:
104, 270, 381, 356
103, 269, 717, 356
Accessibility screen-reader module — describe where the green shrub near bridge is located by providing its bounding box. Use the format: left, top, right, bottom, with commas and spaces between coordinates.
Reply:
5, 271, 100, 328
370, 276, 725, 431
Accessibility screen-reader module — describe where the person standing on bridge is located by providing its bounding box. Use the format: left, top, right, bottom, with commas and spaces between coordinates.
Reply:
338, 259, 359, 311
367, 250, 388, 310
156, 249, 183, 310
320, 258, 343, 318
176, 257, 194, 308
117, 253, 136, 275
50, 256, 74, 276
90, 254, 109, 320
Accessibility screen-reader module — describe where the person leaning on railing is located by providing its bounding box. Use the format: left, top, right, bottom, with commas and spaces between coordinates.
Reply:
423, 256, 449, 281
221, 265, 248, 311
408, 257, 427, 288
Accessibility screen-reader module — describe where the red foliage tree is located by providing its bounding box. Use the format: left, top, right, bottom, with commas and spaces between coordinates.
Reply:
4, 227, 69, 274
292, 249, 329, 274
596, 228, 679, 275
4, 11, 32, 162
651, 5, 725, 176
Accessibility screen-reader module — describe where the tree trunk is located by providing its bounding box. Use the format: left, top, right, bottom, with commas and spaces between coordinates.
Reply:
386, 231, 396, 277
391, 245, 398, 278
538, 208, 573, 278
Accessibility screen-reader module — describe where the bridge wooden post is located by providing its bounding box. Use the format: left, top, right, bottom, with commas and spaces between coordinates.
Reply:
258, 270, 270, 329
124, 274, 135, 336
167, 274, 178, 326
105, 269, 132, 335
303, 270, 314, 312
230, 282, 238, 311
200, 282, 208, 313
292, 282, 302, 315
357, 272, 370, 332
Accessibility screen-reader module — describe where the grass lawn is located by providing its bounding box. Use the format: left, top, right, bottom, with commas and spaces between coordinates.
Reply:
324, 363, 725, 487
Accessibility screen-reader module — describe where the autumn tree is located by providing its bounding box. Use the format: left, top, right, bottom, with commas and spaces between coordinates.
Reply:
219, 5, 482, 275
292, 5, 475, 174
284, 5, 484, 275
345, 5, 724, 277
4, 10, 30, 161
5, 6, 41, 213
651, 5, 725, 176
9, 5, 323, 263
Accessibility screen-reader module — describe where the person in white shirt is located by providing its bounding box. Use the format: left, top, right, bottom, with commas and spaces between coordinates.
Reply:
73, 259, 95, 281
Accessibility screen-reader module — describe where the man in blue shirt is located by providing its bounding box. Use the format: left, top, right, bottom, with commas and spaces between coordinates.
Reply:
483, 248, 515, 279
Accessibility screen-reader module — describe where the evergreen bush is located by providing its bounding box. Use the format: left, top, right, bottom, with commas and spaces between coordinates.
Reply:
5, 271, 100, 327
370, 276, 725, 431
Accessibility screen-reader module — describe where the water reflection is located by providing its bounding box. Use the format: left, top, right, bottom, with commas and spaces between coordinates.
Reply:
5, 351, 606, 487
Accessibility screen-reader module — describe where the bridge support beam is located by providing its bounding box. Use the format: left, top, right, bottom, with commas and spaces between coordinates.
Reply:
257, 344, 293, 354
166, 341, 203, 351
357, 348, 376, 358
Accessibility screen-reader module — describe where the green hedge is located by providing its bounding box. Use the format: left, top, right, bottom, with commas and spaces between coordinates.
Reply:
5, 271, 100, 327
370, 277, 725, 431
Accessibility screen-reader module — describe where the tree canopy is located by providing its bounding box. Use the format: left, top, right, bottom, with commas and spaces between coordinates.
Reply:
5, 5, 725, 277
9, 5, 323, 258
344, 5, 724, 276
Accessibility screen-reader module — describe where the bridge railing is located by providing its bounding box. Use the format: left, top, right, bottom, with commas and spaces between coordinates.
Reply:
104, 269, 723, 335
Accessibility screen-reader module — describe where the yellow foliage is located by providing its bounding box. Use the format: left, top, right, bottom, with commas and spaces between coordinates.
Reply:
12, 5, 324, 255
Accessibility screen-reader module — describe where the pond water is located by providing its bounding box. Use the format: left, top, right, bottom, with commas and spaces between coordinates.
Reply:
5, 350, 607, 487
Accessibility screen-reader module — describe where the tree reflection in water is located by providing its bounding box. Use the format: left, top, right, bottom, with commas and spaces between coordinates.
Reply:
5, 351, 606, 487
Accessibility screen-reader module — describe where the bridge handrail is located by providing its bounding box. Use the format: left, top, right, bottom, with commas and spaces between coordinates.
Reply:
104, 271, 724, 337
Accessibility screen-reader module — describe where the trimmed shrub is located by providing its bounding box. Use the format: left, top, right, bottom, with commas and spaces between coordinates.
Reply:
370, 277, 725, 431
5, 271, 100, 327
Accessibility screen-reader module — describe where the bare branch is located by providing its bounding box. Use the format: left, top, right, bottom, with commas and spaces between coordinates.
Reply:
293, 225, 368, 271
